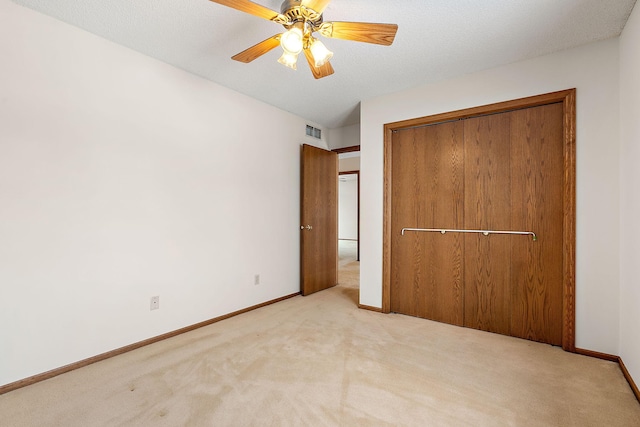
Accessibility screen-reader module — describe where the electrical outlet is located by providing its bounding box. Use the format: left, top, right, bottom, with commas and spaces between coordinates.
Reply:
254, 274, 260, 286
150, 296, 159, 311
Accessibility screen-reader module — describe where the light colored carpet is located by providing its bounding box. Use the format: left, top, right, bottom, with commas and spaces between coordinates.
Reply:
338, 240, 360, 307
1, 242, 639, 426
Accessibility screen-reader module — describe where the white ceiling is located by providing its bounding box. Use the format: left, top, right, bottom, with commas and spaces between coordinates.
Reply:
12, 0, 637, 128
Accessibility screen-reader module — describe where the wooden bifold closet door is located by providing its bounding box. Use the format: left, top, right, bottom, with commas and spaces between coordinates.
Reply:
389, 102, 565, 346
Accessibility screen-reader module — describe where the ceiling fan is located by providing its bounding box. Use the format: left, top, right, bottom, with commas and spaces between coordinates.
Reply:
208, 0, 398, 79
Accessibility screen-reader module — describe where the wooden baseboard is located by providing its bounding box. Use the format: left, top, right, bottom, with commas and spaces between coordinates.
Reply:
575, 347, 640, 404
618, 357, 640, 403
574, 347, 619, 362
358, 304, 382, 313
0, 292, 300, 396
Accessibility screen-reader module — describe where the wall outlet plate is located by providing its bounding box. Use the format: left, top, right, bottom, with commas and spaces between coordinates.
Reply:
150, 296, 159, 310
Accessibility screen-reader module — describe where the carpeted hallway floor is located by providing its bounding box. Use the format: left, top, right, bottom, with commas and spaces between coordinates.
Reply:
1, 241, 639, 426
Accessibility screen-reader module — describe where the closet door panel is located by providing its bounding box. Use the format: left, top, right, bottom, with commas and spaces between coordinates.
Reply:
390, 122, 465, 325
463, 113, 513, 335
509, 103, 564, 345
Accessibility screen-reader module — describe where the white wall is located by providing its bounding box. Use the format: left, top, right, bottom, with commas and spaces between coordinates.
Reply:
327, 124, 361, 150
339, 156, 360, 172
339, 177, 358, 240
619, 3, 640, 385
360, 39, 621, 355
0, 1, 324, 387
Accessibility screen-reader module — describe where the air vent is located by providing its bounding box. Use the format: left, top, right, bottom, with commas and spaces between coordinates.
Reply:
306, 125, 322, 139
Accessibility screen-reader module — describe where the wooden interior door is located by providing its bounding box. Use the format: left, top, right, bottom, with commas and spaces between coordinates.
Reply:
301, 144, 338, 296
387, 100, 567, 346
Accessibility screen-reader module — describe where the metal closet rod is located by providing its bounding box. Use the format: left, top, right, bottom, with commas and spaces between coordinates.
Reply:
401, 228, 538, 241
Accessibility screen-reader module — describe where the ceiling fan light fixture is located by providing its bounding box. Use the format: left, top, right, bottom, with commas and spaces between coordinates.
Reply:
278, 51, 299, 70
210, 0, 398, 79
309, 38, 333, 67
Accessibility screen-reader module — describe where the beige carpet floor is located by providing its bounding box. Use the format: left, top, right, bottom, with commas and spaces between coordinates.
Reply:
1, 241, 639, 426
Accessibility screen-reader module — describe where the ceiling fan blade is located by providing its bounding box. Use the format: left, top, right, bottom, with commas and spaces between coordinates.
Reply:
302, 0, 332, 14
209, 0, 287, 22
303, 48, 334, 79
319, 22, 398, 46
232, 34, 282, 63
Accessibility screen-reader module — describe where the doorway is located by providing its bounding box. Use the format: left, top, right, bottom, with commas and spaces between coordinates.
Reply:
334, 146, 361, 305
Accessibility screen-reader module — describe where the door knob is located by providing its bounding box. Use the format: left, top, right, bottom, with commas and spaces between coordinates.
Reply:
300, 225, 313, 230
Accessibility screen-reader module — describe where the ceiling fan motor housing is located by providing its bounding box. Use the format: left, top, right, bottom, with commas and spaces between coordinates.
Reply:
280, 0, 324, 29
280, 0, 303, 14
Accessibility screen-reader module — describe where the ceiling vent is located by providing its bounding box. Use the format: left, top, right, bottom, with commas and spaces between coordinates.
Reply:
306, 125, 322, 139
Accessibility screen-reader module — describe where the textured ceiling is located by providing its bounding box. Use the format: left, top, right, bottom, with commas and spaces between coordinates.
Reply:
12, 0, 637, 128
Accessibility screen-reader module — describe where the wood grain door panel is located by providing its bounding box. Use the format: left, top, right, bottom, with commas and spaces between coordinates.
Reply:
463, 113, 513, 335
301, 144, 338, 296
509, 103, 564, 345
390, 122, 464, 325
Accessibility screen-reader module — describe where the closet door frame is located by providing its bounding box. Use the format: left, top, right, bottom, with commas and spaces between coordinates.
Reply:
381, 89, 576, 352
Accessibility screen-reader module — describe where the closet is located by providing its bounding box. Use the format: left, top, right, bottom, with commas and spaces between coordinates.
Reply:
383, 91, 576, 348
